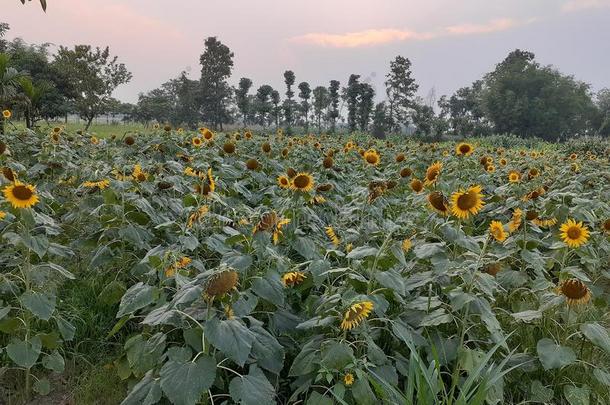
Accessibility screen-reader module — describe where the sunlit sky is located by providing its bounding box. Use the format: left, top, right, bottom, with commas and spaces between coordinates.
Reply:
3, 0, 610, 103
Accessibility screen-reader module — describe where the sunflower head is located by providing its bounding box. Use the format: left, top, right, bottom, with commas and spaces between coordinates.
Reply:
425, 162, 442, 185
402, 239, 412, 252
559, 219, 590, 248
558, 279, 591, 306
0, 141, 6, 155
450, 185, 484, 220
325, 226, 340, 247
410, 178, 423, 193
528, 168, 540, 179
277, 175, 290, 189
192, 137, 203, 147
262, 142, 271, 153
456, 142, 474, 156
124, 135, 135, 146
2, 166, 16, 182
2, 109, 11, 119
427, 191, 449, 216
204, 270, 239, 299
363, 149, 380, 165
245, 131, 252, 139
323, 156, 333, 169
3, 181, 39, 209
291, 172, 314, 192
340, 300, 374, 331
223, 142, 236, 154
483, 262, 502, 277
508, 171, 521, 183
316, 183, 333, 192
400, 167, 412, 178
489, 221, 507, 242
246, 158, 259, 170
343, 373, 355, 386
396, 153, 405, 163
286, 167, 297, 178
603, 219, 610, 234
282, 271, 306, 287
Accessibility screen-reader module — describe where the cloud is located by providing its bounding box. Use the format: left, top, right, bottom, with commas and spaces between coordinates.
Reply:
290, 18, 526, 48
562, 0, 610, 12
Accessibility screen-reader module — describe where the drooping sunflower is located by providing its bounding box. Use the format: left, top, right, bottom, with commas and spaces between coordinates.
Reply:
82, 179, 110, 190
325, 226, 340, 247
90, 136, 99, 145
340, 301, 374, 331
192, 137, 203, 147
282, 271, 306, 287
508, 171, 521, 183
291, 172, 315, 192
187, 205, 209, 228
3, 181, 39, 209
559, 219, 590, 248
484, 262, 502, 277
0, 211, 6, 220
204, 270, 239, 299
223, 142, 236, 154
165, 256, 192, 277
132, 164, 148, 182
323, 156, 333, 169
363, 149, 380, 166
424, 162, 442, 185
455, 142, 474, 156
489, 221, 507, 242
246, 158, 259, 170
557, 278, 591, 306
508, 208, 523, 233
450, 185, 484, 220
2, 166, 16, 182
410, 178, 423, 193
402, 239, 412, 252
261, 142, 271, 153
528, 168, 540, 180
400, 167, 412, 178
427, 191, 449, 216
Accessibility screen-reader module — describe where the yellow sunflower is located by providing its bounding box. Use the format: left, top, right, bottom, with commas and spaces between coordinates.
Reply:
277, 175, 290, 189
363, 149, 380, 166
455, 142, 474, 156
282, 271, 307, 287
343, 373, 355, 386
508, 171, 521, 183
489, 221, 507, 242
291, 172, 315, 192
187, 205, 209, 228
192, 137, 203, 147
2, 109, 11, 119
132, 164, 148, 182
427, 191, 449, 216
3, 181, 39, 209
325, 226, 340, 247
82, 179, 110, 190
557, 278, 591, 306
450, 185, 484, 220
0, 211, 6, 220
91, 136, 99, 145
424, 161, 442, 185
402, 239, 412, 252
410, 178, 424, 193
341, 301, 374, 331
559, 219, 590, 248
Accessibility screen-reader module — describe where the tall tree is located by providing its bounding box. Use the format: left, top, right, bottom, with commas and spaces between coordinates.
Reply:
328, 80, 340, 133
345, 74, 360, 133
385, 56, 418, 132
235, 77, 252, 127
53, 45, 131, 130
312, 86, 329, 134
371, 102, 388, 139
0, 53, 25, 134
199, 37, 234, 131
357, 82, 375, 132
297, 81, 311, 132
282, 70, 295, 133
254, 84, 273, 127
271, 89, 281, 129
594, 89, 610, 136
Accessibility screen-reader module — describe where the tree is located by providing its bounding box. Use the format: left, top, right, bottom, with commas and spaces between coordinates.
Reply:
173, 72, 200, 128
271, 89, 281, 129
357, 82, 375, 132
371, 102, 388, 139
199, 37, 234, 130
19, 0, 47, 11
594, 89, 610, 136
0, 23, 9, 53
411, 99, 435, 136
312, 86, 329, 134
134, 87, 173, 125
482, 49, 596, 140
328, 80, 340, 133
446, 80, 491, 136
297, 81, 311, 132
235, 77, 252, 127
53, 45, 132, 130
345, 74, 360, 132
0, 53, 25, 134
254, 84, 273, 127
282, 70, 296, 133
385, 56, 418, 132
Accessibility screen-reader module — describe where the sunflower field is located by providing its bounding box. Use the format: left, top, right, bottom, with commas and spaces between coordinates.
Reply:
1, 124, 610, 405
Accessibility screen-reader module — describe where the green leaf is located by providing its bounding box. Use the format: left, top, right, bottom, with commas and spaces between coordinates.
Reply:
289, 337, 322, 376
564, 385, 590, 405
321, 341, 354, 370
42, 350, 65, 372
33, 377, 51, 396
117, 282, 156, 317
205, 318, 255, 367
229, 366, 275, 405
346, 245, 378, 260
414, 243, 445, 259
121, 370, 162, 405
536, 338, 576, 370
98, 281, 127, 306
56, 316, 76, 341
21, 233, 49, 258
250, 324, 285, 374
33, 262, 75, 279
511, 310, 542, 323
352, 378, 375, 405
306, 391, 334, 405
580, 323, 610, 354
7, 336, 42, 368
159, 355, 216, 405
530, 380, 554, 403
125, 333, 166, 376
251, 276, 284, 306
593, 368, 610, 386
0, 307, 10, 320
20, 291, 56, 321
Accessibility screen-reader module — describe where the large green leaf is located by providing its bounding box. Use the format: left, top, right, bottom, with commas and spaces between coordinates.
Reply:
321, 341, 354, 370
564, 385, 590, 405
20, 291, 56, 321
250, 323, 285, 374
7, 336, 42, 368
229, 366, 275, 405
117, 282, 156, 317
42, 350, 65, 372
121, 370, 162, 405
580, 323, 610, 354
536, 338, 576, 370
346, 245, 378, 260
205, 318, 255, 366
159, 355, 216, 405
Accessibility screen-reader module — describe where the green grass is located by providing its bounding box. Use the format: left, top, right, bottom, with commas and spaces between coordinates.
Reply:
8, 120, 145, 138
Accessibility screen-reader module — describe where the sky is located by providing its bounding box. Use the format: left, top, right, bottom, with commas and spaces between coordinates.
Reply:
3, 0, 610, 104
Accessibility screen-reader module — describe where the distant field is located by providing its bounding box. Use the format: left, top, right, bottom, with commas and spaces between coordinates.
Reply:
8, 120, 146, 138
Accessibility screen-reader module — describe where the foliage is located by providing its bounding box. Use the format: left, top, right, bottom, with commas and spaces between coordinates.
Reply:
198, 37, 234, 131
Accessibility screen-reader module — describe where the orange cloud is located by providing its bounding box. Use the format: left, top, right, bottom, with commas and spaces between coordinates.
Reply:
562, 0, 610, 12
290, 17, 527, 48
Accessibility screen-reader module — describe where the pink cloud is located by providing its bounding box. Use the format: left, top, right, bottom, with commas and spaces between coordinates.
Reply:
290, 17, 528, 48
562, 0, 610, 12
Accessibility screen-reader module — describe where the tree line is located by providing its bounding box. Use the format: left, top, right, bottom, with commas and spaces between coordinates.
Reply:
1, 22, 609, 140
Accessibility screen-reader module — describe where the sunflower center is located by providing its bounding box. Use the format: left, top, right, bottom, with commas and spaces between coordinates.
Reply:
561, 280, 587, 299
366, 154, 378, 164
13, 185, 33, 201
293, 175, 310, 189
567, 226, 581, 240
459, 145, 471, 154
456, 191, 477, 210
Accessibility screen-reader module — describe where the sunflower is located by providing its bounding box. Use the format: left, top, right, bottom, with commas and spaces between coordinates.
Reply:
427, 191, 449, 216
187, 205, 209, 228
528, 168, 540, 180
204, 270, 239, 299
508, 171, 521, 183
489, 221, 507, 242
603, 219, 610, 234
340, 301, 374, 331
455, 142, 474, 156
3, 181, 39, 209
450, 185, 484, 220
201, 128, 214, 140
325, 226, 340, 247
2, 167, 16, 182
363, 149, 380, 166
400, 167, 412, 178
343, 373, 355, 386
282, 271, 306, 287
316, 183, 333, 192
199, 168, 216, 197
323, 156, 333, 169
91, 136, 99, 145
277, 175, 290, 189
402, 239, 412, 252
0, 211, 6, 220
557, 279, 591, 306
2, 110, 11, 119
499, 158, 507, 166
486, 164, 496, 173
508, 208, 523, 233
262, 142, 271, 153
223, 142, 236, 154
244, 131, 252, 139
410, 178, 423, 193
569, 153, 578, 160
424, 162, 442, 185
395, 153, 405, 163
559, 219, 590, 248
82, 179, 110, 190
532, 217, 558, 228
484, 263, 502, 277
165, 256, 192, 277
291, 172, 315, 192
132, 164, 148, 182
246, 158, 259, 170
192, 137, 203, 147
